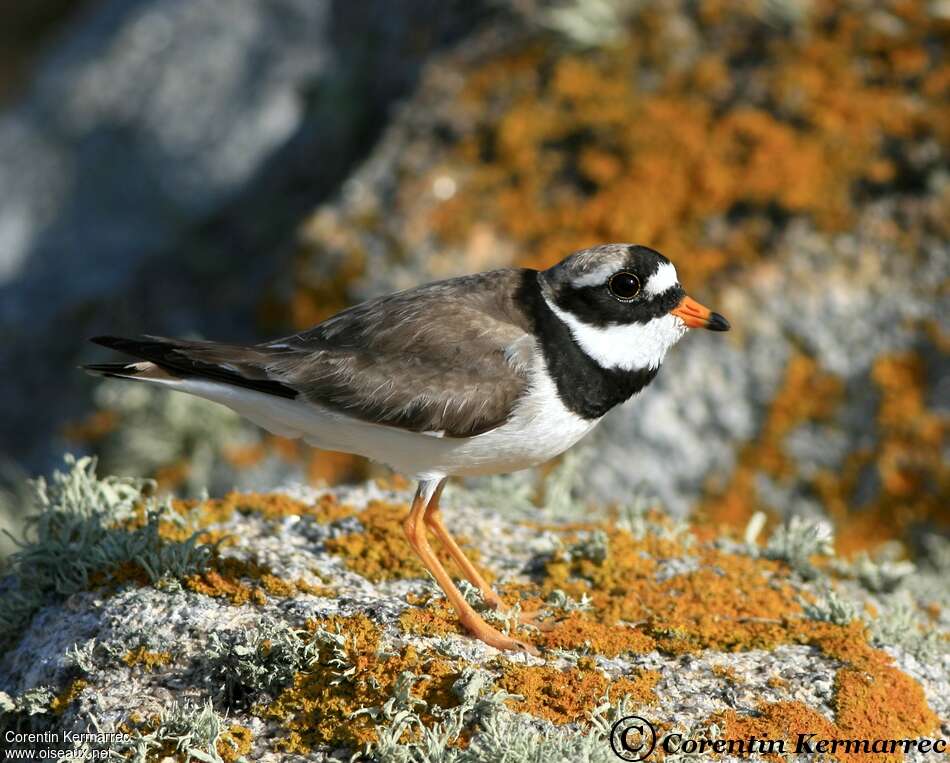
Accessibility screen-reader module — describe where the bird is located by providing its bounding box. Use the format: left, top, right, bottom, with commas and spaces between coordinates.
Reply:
84, 243, 729, 654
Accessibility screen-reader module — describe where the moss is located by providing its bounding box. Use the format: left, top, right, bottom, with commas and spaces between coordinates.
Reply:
497, 664, 659, 726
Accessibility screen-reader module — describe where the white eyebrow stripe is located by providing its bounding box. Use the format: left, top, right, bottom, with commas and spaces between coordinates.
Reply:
569, 264, 618, 289
645, 261, 678, 296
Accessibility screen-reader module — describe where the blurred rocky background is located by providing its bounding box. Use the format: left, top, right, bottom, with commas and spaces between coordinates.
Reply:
1, 0, 947, 566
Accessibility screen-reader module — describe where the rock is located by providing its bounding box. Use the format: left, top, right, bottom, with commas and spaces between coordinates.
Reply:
288, 1, 949, 555
1, 456, 947, 761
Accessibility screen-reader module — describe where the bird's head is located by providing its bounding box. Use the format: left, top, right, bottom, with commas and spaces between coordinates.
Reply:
538, 243, 729, 372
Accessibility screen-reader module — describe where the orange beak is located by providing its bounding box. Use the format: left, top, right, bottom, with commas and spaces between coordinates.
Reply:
671, 295, 730, 331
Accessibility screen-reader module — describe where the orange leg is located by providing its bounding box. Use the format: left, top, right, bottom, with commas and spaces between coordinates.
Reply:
423, 482, 505, 610
404, 480, 537, 655
423, 483, 555, 631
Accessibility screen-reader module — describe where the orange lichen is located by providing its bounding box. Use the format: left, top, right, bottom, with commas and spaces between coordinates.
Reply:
226, 436, 369, 487
537, 612, 655, 657
696, 347, 949, 558
121, 714, 252, 763
826, 353, 949, 557
294, 578, 336, 598
62, 410, 118, 443
189, 490, 357, 526
538, 524, 803, 655
122, 647, 172, 670
716, 701, 839, 762
712, 665, 740, 684
399, 596, 464, 638
217, 725, 254, 763
498, 664, 659, 726
421, 1, 944, 286
718, 671, 937, 763
49, 679, 89, 714
184, 555, 312, 606
695, 351, 844, 534
325, 500, 491, 583
260, 615, 461, 752
716, 618, 939, 762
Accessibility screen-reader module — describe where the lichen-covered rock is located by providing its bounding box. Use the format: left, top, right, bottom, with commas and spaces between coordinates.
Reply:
287, 0, 949, 558
1, 457, 946, 761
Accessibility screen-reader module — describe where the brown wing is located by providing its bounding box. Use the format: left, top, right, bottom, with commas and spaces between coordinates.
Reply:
265, 269, 536, 437
90, 269, 536, 438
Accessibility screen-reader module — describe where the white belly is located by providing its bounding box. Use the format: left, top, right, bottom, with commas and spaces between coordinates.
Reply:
172, 363, 601, 481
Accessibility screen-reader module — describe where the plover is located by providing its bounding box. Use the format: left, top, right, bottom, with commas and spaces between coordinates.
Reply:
85, 243, 729, 653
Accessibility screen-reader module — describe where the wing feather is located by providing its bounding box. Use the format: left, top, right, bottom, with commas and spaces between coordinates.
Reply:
266, 269, 535, 437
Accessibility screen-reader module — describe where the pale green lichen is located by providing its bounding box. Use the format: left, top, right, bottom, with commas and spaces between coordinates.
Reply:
763, 515, 834, 579
445, 448, 592, 521
544, 589, 593, 613
0, 686, 55, 717
109, 698, 246, 763
870, 593, 944, 664
842, 551, 915, 594
0, 455, 213, 650
362, 669, 521, 763
362, 666, 653, 763
568, 530, 610, 565
63, 639, 101, 675
202, 618, 319, 708
801, 585, 860, 626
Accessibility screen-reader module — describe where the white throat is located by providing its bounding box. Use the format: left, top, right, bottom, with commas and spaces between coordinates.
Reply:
543, 295, 687, 371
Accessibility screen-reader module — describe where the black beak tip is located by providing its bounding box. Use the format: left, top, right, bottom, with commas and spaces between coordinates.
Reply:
707, 312, 730, 332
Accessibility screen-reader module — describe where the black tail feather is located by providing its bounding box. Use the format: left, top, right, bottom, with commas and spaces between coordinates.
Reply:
86, 335, 298, 399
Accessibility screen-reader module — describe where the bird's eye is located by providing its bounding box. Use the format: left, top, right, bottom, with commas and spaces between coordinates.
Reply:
608, 271, 640, 301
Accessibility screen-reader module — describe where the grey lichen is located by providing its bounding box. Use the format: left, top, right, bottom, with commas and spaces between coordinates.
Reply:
202, 618, 319, 709
763, 515, 834, 579
362, 667, 651, 763
544, 589, 593, 613
568, 530, 610, 565
108, 697, 244, 763
870, 594, 945, 664
0, 455, 213, 650
801, 585, 860, 626
841, 550, 915, 594
85, 378, 255, 497
0, 686, 55, 718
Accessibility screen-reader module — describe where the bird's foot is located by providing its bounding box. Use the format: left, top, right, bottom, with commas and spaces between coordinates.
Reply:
460, 614, 540, 656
